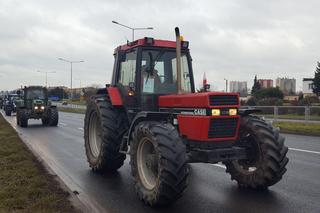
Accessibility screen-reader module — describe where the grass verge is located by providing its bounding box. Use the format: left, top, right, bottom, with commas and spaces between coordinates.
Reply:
273, 121, 320, 136
0, 114, 78, 213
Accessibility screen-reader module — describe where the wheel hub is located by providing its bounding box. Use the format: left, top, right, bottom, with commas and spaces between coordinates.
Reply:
88, 112, 102, 158
234, 133, 261, 173
137, 138, 158, 190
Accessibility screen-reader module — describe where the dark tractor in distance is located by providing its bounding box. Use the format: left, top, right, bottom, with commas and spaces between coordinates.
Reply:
0, 96, 3, 109
84, 28, 289, 206
3, 94, 19, 116
16, 86, 59, 128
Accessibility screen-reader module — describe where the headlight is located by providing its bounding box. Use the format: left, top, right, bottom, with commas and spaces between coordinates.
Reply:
34, 106, 38, 110
229, 109, 237, 116
41, 106, 45, 110
211, 109, 221, 116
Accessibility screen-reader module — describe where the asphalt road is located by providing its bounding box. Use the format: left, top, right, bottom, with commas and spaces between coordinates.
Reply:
2, 111, 320, 213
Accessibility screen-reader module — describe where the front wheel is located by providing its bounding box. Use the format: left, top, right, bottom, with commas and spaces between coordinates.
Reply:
48, 107, 58, 126
224, 116, 289, 189
19, 109, 28, 128
42, 116, 49, 126
130, 122, 189, 206
16, 110, 20, 126
5, 109, 11, 116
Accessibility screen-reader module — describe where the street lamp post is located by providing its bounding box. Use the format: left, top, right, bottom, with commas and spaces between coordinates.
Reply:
75, 78, 82, 88
224, 78, 228, 92
58, 58, 84, 100
112, 20, 153, 41
37, 70, 56, 87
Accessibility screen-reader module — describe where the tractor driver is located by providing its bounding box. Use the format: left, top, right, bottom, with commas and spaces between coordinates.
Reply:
141, 65, 161, 93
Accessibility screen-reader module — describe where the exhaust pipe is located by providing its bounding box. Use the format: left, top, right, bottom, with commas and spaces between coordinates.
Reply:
175, 27, 182, 94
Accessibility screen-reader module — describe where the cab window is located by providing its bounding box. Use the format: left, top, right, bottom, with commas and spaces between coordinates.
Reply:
118, 50, 137, 86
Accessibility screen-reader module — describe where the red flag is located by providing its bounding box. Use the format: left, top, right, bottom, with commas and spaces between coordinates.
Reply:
203, 72, 207, 87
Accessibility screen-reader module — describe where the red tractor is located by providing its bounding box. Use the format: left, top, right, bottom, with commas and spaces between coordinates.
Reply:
84, 28, 288, 206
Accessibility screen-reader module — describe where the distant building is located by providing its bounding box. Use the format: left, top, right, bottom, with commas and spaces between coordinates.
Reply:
258, 79, 273, 88
229, 81, 248, 97
302, 78, 315, 97
276, 77, 296, 95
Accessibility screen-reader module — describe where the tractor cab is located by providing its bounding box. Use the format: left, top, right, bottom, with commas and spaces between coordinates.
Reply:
109, 36, 241, 143
23, 86, 48, 109
111, 37, 194, 111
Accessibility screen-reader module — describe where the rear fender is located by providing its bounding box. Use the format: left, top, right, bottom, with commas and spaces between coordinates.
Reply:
107, 87, 123, 106
238, 108, 261, 116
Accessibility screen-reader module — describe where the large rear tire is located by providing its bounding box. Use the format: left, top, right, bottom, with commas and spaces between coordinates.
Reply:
84, 95, 128, 172
48, 107, 59, 126
224, 115, 288, 189
130, 122, 189, 206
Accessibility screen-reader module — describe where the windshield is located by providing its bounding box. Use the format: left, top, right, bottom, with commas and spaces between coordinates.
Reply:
141, 50, 192, 94
26, 89, 45, 99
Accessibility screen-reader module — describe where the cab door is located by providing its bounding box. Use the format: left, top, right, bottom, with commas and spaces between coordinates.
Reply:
116, 48, 139, 112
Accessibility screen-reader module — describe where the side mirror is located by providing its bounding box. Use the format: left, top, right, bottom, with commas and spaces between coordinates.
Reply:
128, 82, 135, 96
204, 84, 210, 91
129, 82, 135, 90
145, 52, 154, 75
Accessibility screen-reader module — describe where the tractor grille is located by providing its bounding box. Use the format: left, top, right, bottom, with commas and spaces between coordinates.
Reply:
208, 118, 238, 138
209, 95, 238, 106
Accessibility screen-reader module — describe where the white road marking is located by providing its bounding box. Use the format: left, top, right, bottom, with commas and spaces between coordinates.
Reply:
211, 164, 226, 169
59, 122, 67, 127
78, 127, 84, 131
289, 148, 320, 155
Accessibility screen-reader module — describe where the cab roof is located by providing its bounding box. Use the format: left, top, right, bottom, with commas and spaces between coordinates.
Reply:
115, 37, 189, 53
24, 86, 45, 89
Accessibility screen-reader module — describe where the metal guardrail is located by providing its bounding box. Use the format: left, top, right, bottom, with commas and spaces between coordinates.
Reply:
54, 101, 320, 123
242, 106, 320, 123
54, 102, 86, 110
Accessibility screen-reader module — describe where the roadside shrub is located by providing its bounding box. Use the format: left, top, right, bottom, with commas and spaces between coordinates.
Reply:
299, 96, 320, 106
257, 98, 283, 106
253, 87, 284, 100
246, 97, 257, 106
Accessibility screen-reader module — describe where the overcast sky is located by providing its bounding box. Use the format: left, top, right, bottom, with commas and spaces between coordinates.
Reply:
0, 0, 319, 92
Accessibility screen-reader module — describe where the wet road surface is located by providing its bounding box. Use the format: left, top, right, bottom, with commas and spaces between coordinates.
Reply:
2, 111, 320, 213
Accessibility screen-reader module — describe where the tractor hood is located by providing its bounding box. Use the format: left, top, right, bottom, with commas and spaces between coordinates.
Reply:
32, 99, 45, 106
158, 92, 240, 108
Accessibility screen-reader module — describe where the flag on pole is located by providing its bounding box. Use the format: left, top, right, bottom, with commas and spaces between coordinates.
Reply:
203, 72, 207, 87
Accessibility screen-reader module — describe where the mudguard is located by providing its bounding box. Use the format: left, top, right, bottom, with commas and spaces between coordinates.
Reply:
107, 87, 123, 106
126, 112, 171, 145
238, 108, 261, 116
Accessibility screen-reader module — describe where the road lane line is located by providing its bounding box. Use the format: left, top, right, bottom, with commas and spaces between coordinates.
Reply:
211, 164, 226, 169
289, 148, 320, 155
59, 122, 67, 127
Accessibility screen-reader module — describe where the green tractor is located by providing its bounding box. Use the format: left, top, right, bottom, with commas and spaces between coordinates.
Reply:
16, 86, 59, 128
